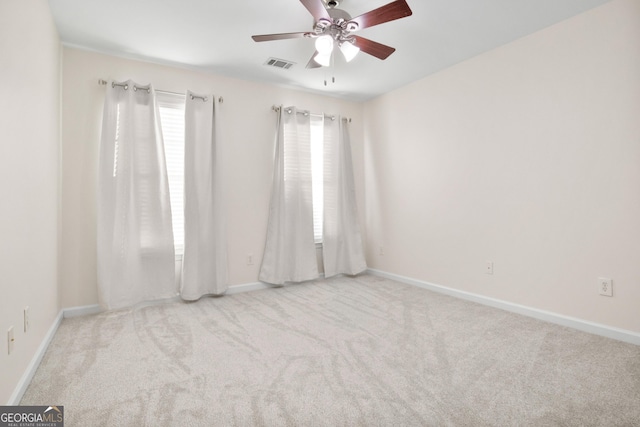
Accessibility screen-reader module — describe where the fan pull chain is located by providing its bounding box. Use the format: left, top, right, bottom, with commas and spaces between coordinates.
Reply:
331, 50, 335, 84
321, 50, 336, 87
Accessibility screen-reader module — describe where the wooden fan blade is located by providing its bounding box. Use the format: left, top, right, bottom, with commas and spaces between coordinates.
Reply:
299, 0, 331, 21
252, 32, 310, 42
352, 36, 396, 60
306, 51, 322, 69
349, 0, 412, 30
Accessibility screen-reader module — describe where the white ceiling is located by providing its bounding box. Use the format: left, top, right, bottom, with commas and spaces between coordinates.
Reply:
49, 0, 611, 102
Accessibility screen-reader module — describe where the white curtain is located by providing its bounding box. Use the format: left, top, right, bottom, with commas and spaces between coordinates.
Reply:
181, 91, 228, 300
97, 80, 176, 310
322, 116, 367, 277
259, 107, 319, 284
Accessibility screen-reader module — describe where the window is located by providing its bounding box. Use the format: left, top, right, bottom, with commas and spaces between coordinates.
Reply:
156, 92, 186, 256
310, 116, 324, 243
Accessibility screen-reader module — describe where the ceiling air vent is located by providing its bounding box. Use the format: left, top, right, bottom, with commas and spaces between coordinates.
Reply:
265, 58, 295, 70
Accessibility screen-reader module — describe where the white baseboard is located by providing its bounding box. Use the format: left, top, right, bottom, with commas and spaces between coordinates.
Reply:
8, 305, 105, 404
367, 268, 640, 346
224, 275, 329, 295
226, 281, 278, 295
7, 310, 64, 405
63, 304, 102, 318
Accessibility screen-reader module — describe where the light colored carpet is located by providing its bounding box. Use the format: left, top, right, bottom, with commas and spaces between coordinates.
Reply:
21, 274, 640, 426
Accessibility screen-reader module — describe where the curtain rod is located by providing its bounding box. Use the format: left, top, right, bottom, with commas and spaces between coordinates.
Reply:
272, 105, 351, 123
98, 79, 223, 103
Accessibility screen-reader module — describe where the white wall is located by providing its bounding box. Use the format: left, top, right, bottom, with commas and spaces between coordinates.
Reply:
364, 0, 640, 333
0, 1, 61, 403
59, 48, 365, 308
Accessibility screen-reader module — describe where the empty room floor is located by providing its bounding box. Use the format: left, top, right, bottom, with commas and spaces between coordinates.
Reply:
22, 275, 640, 426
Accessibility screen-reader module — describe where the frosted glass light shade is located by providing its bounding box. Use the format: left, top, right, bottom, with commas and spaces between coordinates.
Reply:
314, 52, 331, 67
315, 35, 334, 54
340, 41, 360, 62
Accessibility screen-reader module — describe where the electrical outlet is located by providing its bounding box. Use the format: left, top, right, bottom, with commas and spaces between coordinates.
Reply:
598, 277, 613, 297
379, 246, 384, 256
7, 326, 14, 355
24, 306, 30, 333
247, 253, 254, 266
485, 261, 494, 275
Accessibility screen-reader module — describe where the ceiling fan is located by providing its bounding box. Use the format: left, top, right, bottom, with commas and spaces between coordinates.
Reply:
251, 0, 413, 69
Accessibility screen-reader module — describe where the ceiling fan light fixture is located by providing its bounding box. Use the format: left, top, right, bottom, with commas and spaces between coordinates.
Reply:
315, 35, 334, 55
252, 0, 413, 68
313, 52, 332, 67
316, 18, 331, 30
339, 40, 360, 62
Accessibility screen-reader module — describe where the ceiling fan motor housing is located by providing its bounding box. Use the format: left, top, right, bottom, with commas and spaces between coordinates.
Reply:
327, 7, 352, 22
313, 7, 358, 43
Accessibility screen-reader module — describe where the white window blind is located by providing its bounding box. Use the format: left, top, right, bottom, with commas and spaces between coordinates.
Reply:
156, 92, 186, 256
310, 116, 324, 243
112, 104, 121, 177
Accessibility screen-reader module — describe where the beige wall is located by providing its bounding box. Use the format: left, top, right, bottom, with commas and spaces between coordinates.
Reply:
3, 0, 638, 404
364, 0, 640, 332
0, 1, 61, 403
59, 48, 365, 308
